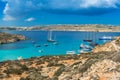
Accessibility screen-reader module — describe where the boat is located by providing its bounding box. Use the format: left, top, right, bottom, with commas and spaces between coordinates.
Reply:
34, 44, 41, 47
32, 41, 35, 44
38, 50, 43, 53
80, 44, 93, 50
53, 42, 58, 45
83, 31, 93, 42
44, 43, 48, 46
99, 36, 114, 40
66, 51, 76, 55
89, 42, 98, 47
83, 39, 92, 42
79, 50, 88, 53
47, 30, 56, 42
17, 56, 23, 60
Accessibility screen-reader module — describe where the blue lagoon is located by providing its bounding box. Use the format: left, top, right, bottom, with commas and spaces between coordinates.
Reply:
0, 30, 120, 61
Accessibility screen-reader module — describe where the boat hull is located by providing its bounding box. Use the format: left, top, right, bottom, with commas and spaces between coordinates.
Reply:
47, 40, 56, 42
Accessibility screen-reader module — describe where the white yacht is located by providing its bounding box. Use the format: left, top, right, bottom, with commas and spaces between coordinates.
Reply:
17, 56, 23, 60
66, 51, 76, 55
80, 44, 92, 50
99, 36, 114, 40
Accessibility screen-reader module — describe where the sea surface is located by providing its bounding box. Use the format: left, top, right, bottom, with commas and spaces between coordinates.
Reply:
0, 30, 120, 62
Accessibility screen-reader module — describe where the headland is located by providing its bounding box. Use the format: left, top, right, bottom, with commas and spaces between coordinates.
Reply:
0, 32, 26, 44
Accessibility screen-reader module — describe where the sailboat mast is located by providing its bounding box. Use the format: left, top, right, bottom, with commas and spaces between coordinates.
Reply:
47, 30, 56, 42
49, 31, 52, 40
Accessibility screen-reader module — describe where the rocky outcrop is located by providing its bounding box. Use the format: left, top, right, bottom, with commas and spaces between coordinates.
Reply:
92, 37, 120, 53
79, 59, 120, 80
0, 32, 26, 44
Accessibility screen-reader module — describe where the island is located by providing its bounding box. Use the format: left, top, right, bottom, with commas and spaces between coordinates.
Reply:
0, 32, 26, 44
0, 37, 120, 80
0, 24, 120, 32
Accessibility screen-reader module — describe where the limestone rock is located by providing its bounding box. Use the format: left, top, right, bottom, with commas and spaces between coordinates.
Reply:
92, 37, 120, 53
79, 59, 120, 80
0, 32, 26, 44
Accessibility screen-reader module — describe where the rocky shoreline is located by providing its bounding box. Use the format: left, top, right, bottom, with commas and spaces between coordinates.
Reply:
0, 37, 120, 80
92, 37, 120, 53
0, 32, 26, 44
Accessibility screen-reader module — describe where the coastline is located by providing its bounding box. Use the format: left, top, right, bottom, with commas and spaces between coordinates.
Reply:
0, 51, 119, 80
0, 32, 26, 44
0, 25, 120, 79
0, 24, 120, 32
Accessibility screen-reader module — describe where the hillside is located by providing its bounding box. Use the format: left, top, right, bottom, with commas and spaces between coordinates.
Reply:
0, 52, 119, 80
92, 37, 120, 53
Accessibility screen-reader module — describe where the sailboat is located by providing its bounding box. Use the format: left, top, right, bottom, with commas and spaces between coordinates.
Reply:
47, 30, 56, 42
83, 31, 93, 42
66, 51, 76, 55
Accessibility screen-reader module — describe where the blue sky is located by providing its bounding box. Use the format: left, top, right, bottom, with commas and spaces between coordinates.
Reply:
0, 0, 120, 26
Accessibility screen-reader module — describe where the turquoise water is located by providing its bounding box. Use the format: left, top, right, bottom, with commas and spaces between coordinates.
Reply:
0, 30, 120, 61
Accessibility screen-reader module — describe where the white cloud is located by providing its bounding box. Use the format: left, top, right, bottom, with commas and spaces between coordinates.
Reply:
80, 0, 119, 8
3, 15, 15, 21
2, 2, 18, 21
25, 17, 35, 22
3, 3, 15, 21
2, 0, 120, 21
2, 0, 41, 21
48, 0, 120, 9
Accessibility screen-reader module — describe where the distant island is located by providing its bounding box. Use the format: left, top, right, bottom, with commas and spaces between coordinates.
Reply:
0, 32, 26, 44
0, 24, 120, 32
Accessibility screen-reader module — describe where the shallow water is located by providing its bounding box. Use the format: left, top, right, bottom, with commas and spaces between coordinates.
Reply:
0, 30, 120, 61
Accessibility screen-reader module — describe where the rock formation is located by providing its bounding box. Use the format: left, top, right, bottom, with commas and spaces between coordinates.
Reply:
92, 37, 120, 53
79, 59, 120, 80
0, 32, 26, 44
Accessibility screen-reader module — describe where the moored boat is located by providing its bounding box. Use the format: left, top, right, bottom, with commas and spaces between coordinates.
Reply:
17, 56, 23, 60
80, 44, 93, 50
66, 51, 76, 55
47, 30, 56, 42
99, 36, 114, 40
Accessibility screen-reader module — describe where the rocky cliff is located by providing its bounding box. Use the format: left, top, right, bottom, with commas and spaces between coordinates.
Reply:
0, 32, 26, 44
92, 37, 120, 53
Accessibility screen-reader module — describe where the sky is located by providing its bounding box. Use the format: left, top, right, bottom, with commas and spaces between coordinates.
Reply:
0, 0, 120, 27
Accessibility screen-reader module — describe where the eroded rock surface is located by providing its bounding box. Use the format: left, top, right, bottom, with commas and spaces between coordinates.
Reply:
92, 37, 120, 53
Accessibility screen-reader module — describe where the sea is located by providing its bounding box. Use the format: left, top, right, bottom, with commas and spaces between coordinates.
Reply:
0, 30, 120, 62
